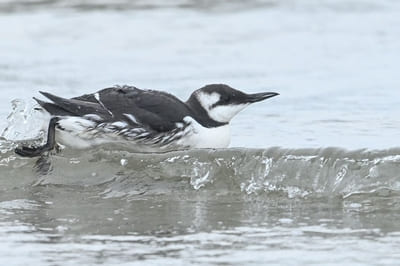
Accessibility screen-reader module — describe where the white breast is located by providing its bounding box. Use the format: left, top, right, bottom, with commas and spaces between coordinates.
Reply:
177, 117, 231, 149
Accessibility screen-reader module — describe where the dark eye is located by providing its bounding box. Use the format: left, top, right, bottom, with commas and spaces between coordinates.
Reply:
220, 96, 230, 104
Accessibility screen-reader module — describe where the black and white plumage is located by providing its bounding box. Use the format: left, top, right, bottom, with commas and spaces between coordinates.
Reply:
15, 84, 279, 157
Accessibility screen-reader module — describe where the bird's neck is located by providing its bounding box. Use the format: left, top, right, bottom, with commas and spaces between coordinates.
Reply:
186, 95, 228, 128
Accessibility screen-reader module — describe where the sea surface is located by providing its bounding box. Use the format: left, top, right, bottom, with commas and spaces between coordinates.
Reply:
0, 0, 400, 265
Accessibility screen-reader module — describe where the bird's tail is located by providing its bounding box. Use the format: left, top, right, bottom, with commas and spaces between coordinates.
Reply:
33, 96, 74, 116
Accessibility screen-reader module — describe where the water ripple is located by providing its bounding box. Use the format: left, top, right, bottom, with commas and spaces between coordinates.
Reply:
1, 139, 400, 199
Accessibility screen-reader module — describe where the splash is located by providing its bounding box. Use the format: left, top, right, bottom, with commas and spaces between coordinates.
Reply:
1, 99, 47, 142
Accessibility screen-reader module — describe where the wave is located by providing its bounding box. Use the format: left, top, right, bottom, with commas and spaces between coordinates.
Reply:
1, 99, 399, 198
1, 139, 400, 199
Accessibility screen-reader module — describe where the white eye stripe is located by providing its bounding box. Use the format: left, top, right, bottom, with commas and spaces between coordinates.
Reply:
196, 92, 221, 110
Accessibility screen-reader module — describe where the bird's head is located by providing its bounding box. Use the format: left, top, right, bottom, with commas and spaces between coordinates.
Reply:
188, 84, 279, 124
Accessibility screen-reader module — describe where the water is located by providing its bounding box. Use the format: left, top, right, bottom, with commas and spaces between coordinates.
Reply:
1, 0, 400, 265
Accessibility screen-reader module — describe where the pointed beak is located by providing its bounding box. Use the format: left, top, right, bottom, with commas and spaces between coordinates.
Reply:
245, 92, 279, 103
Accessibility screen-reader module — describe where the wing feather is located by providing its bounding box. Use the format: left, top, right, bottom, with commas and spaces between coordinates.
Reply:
35, 86, 193, 133
97, 86, 193, 132
38, 91, 112, 118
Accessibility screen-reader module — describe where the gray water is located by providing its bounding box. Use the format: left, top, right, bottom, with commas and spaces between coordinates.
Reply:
1, 0, 400, 265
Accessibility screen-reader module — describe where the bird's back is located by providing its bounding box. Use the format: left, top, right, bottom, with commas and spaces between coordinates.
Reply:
36, 85, 194, 132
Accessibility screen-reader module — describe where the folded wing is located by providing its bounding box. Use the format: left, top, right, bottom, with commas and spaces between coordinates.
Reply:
35, 86, 193, 133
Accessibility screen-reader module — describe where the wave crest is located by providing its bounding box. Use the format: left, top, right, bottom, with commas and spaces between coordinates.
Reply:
1, 140, 400, 198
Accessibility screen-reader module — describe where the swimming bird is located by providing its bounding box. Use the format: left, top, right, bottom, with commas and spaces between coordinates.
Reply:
15, 84, 279, 157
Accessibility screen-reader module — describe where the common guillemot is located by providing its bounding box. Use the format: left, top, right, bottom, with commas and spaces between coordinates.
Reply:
15, 84, 279, 157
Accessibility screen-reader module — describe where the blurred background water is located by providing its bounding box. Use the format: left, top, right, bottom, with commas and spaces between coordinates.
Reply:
0, 0, 400, 265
